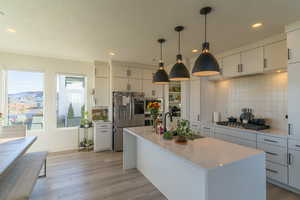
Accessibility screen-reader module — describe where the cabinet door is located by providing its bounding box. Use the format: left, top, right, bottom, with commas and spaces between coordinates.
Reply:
222, 53, 241, 77
189, 79, 201, 121
287, 30, 300, 64
128, 79, 142, 92
112, 77, 128, 91
142, 79, 155, 97
95, 77, 109, 106
288, 149, 300, 189
111, 64, 128, 78
143, 69, 155, 80
95, 62, 109, 77
288, 63, 300, 138
264, 40, 287, 71
155, 84, 164, 98
241, 47, 264, 75
128, 67, 142, 79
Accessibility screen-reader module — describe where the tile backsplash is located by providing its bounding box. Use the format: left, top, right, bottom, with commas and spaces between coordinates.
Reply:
215, 72, 288, 130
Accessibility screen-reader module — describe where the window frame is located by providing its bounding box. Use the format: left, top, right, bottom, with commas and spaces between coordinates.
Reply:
3, 69, 46, 132
55, 73, 88, 129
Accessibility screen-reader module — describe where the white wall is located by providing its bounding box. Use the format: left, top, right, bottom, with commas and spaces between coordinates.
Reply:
215, 72, 288, 130
0, 51, 94, 152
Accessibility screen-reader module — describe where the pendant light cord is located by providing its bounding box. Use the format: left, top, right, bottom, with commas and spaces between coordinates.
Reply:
160, 42, 163, 63
204, 14, 207, 43
178, 31, 181, 54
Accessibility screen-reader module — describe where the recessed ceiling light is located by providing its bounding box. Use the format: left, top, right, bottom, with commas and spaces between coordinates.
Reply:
109, 52, 115, 56
252, 23, 263, 28
276, 70, 282, 73
192, 49, 198, 53
6, 28, 16, 33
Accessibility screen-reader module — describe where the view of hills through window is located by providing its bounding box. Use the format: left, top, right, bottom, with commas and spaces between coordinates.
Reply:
7, 70, 44, 130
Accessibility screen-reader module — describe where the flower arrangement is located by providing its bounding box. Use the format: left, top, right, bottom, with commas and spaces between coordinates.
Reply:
147, 102, 160, 118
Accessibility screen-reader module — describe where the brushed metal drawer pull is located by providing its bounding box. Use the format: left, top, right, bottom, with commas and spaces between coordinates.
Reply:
203, 127, 210, 130
266, 168, 278, 174
264, 139, 278, 143
266, 151, 278, 156
296, 145, 300, 148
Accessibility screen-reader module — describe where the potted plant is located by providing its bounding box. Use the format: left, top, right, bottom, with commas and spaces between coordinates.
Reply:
80, 111, 92, 128
175, 119, 193, 144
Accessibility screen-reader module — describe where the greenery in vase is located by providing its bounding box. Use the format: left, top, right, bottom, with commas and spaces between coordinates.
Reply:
163, 131, 174, 140
80, 111, 91, 127
176, 119, 193, 138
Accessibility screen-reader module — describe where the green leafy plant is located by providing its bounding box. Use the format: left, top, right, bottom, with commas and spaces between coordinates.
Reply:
163, 131, 173, 140
176, 119, 193, 137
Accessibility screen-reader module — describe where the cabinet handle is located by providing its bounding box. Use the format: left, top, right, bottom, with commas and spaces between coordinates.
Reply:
203, 127, 210, 130
265, 151, 278, 156
264, 139, 278, 143
296, 145, 300, 148
240, 64, 243, 72
263, 58, 267, 68
127, 84, 131, 91
288, 153, 292, 165
266, 168, 278, 174
197, 114, 200, 121
237, 64, 240, 73
288, 124, 292, 135
288, 48, 292, 60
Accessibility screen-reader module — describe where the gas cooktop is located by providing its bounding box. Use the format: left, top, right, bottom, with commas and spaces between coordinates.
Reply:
216, 121, 270, 131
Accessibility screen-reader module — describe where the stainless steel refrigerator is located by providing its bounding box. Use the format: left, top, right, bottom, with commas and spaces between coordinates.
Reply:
112, 92, 145, 151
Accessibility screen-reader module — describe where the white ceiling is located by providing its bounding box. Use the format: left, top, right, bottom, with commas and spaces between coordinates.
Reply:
0, 0, 299, 66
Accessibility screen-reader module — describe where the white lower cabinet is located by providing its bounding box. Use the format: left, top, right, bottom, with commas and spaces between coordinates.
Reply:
214, 132, 256, 148
94, 122, 112, 152
257, 142, 287, 166
288, 139, 300, 190
266, 161, 288, 184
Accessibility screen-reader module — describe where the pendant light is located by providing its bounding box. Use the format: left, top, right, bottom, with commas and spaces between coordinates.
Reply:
153, 38, 169, 84
169, 26, 190, 81
192, 7, 220, 77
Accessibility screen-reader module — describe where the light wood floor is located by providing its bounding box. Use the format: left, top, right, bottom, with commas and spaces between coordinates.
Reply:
31, 151, 300, 200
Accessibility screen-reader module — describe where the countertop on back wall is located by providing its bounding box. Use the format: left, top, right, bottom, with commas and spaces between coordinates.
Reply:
200, 121, 289, 138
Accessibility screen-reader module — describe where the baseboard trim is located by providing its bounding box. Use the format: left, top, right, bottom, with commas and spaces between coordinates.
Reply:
267, 178, 300, 195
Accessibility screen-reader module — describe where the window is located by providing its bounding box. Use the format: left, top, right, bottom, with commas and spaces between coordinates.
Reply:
7, 70, 44, 130
57, 75, 86, 128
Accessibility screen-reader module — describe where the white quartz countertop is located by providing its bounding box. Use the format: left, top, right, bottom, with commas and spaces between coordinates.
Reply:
214, 124, 288, 138
125, 126, 264, 170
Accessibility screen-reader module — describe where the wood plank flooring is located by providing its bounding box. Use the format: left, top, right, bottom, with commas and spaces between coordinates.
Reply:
31, 151, 300, 200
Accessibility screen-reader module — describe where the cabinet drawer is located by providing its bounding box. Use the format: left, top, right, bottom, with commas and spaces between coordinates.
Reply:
288, 139, 300, 150
257, 142, 287, 165
214, 126, 256, 141
191, 122, 201, 133
95, 124, 112, 129
266, 161, 288, 184
257, 134, 287, 147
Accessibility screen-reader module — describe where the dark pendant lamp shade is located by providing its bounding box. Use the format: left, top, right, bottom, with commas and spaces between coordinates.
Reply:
192, 7, 220, 77
153, 38, 169, 85
169, 26, 190, 81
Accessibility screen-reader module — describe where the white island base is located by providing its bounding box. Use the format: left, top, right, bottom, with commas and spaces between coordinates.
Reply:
123, 127, 266, 200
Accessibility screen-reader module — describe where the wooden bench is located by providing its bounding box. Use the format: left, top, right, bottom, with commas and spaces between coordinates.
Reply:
0, 151, 48, 200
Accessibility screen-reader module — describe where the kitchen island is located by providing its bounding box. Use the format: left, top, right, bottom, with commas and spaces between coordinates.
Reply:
123, 126, 266, 200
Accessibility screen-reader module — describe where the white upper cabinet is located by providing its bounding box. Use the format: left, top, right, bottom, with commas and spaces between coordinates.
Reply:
95, 62, 109, 77
127, 67, 142, 79
222, 53, 241, 77
155, 85, 164, 98
288, 62, 300, 138
264, 40, 288, 71
95, 77, 109, 106
142, 69, 155, 80
208, 56, 223, 81
112, 77, 128, 91
287, 30, 300, 64
142, 79, 155, 97
128, 78, 142, 92
241, 47, 264, 75
111, 64, 128, 78
189, 79, 201, 122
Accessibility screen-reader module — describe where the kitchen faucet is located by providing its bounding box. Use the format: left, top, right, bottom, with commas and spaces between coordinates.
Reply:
163, 112, 173, 132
